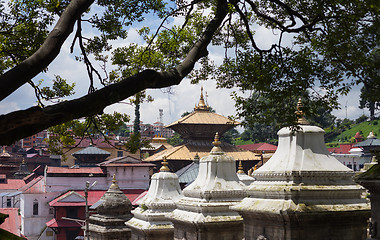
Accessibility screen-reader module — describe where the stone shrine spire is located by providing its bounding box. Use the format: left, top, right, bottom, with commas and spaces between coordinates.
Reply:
126, 155, 182, 240
232, 99, 370, 240
87, 175, 133, 239
168, 132, 246, 239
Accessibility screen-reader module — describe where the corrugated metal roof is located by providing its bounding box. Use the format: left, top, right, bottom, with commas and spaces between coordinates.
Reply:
103, 163, 156, 167
49, 189, 145, 207
175, 162, 199, 184
72, 145, 111, 156
98, 156, 140, 166
46, 218, 82, 228
238, 143, 278, 152
0, 179, 25, 190
46, 166, 105, 174
0, 208, 21, 236
18, 176, 44, 194
355, 138, 380, 147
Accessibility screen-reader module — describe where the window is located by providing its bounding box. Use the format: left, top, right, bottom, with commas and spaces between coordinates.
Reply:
33, 200, 38, 215
66, 207, 78, 219
117, 151, 123, 157
6, 198, 11, 207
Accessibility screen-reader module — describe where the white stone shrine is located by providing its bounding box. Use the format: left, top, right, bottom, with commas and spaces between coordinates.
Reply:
168, 133, 246, 240
125, 157, 183, 240
232, 99, 370, 240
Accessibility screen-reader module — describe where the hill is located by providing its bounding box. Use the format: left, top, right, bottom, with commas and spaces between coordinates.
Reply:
325, 119, 380, 147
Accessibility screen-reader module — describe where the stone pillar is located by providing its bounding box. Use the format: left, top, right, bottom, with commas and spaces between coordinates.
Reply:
87, 175, 132, 240
168, 133, 246, 240
125, 157, 183, 240
232, 99, 370, 240
355, 162, 380, 240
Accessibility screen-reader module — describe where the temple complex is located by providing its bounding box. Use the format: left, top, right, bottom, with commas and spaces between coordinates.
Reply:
232, 99, 370, 240
144, 88, 260, 172
126, 157, 183, 240
168, 133, 246, 240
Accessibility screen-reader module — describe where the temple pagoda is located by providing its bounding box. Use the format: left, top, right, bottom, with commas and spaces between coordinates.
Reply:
144, 87, 260, 172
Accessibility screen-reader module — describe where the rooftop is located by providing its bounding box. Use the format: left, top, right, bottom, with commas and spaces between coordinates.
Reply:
0, 179, 25, 190
72, 145, 111, 156
238, 142, 278, 152
46, 166, 105, 174
0, 208, 21, 236
49, 189, 146, 207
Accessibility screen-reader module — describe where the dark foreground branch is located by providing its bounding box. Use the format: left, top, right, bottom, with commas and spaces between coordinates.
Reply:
0, 0, 95, 101
0, 0, 228, 145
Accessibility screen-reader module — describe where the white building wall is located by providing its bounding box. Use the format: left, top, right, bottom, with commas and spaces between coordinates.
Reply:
107, 166, 150, 189
20, 192, 56, 240
332, 154, 372, 171
45, 176, 108, 192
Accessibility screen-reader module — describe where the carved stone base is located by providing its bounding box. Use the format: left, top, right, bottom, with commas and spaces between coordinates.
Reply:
171, 218, 243, 240
234, 198, 369, 240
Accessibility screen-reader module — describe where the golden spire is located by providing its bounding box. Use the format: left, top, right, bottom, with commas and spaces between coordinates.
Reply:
295, 98, 309, 125
160, 156, 170, 172
194, 87, 210, 111
109, 174, 120, 190
211, 132, 223, 153
237, 161, 245, 174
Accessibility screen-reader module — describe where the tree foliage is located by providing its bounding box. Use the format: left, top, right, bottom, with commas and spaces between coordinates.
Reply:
0, 0, 378, 145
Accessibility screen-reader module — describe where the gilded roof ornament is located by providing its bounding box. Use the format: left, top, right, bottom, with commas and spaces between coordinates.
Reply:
295, 98, 309, 125
109, 174, 120, 190
211, 132, 223, 153
194, 87, 210, 111
160, 156, 170, 172
237, 161, 245, 174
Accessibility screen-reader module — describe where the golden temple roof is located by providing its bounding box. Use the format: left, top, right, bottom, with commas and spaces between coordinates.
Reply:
166, 110, 239, 127
144, 140, 260, 162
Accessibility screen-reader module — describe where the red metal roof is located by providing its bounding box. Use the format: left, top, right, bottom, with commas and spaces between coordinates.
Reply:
327, 143, 354, 154
104, 163, 156, 167
46, 218, 82, 228
0, 179, 25, 190
71, 138, 121, 148
18, 176, 44, 193
238, 143, 277, 152
0, 208, 21, 236
132, 191, 148, 205
49, 189, 146, 207
46, 166, 105, 174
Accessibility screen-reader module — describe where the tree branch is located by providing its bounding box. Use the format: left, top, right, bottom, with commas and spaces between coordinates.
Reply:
0, 0, 95, 101
0, 0, 229, 145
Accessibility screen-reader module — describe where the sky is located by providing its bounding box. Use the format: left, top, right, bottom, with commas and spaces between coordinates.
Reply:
0, 3, 368, 128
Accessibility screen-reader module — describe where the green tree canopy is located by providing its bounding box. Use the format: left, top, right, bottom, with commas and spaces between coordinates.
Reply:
0, 0, 378, 145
